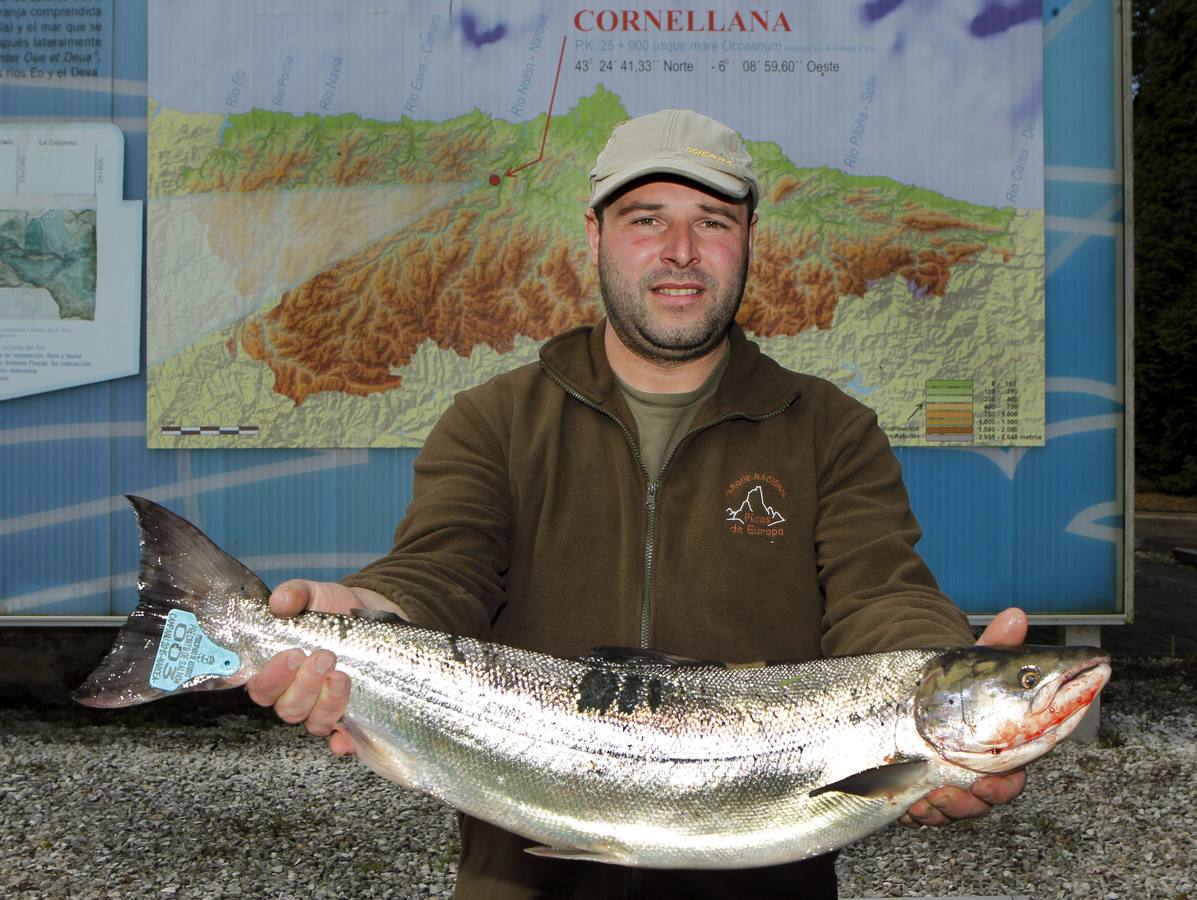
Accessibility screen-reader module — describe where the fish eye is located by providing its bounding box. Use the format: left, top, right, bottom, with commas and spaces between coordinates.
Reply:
1018, 667, 1041, 690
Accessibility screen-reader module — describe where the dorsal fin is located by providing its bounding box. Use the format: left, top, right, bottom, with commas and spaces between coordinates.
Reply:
350, 607, 410, 625
585, 646, 726, 667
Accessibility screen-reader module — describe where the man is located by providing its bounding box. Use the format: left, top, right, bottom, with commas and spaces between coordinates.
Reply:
248, 109, 1027, 898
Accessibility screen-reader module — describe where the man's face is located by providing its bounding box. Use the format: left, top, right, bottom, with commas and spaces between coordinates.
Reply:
584, 177, 756, 365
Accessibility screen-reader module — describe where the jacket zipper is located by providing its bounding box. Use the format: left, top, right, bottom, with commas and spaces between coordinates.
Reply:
642, 481, 657, 647
543, 365, 797, 649
640, 405, 797, 644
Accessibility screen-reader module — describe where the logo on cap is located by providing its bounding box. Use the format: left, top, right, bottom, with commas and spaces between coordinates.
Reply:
685, 146, 735, 167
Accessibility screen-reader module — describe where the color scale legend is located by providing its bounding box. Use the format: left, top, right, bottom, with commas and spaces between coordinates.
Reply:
926, 379, 974, 442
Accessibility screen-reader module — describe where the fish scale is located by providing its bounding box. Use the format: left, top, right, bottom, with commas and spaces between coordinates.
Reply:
75, 497, 1111, 869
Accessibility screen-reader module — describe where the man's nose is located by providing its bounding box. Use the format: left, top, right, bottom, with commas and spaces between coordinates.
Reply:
660, 223, 699, 269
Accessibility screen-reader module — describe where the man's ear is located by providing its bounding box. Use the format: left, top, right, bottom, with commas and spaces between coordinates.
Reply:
584, 208, 602, 267
747, 212, 758, 262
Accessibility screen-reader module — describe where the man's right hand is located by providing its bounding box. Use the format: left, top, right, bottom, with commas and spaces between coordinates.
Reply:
245, 580, 400, 757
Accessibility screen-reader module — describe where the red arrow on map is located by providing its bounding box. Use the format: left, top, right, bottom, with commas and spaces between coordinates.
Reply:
506, 36, 568, 179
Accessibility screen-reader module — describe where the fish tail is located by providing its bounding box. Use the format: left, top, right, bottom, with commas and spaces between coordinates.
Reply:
72, 496, 270, 708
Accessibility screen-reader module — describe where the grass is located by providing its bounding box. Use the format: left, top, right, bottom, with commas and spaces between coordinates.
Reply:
1136, 491, 1197, 513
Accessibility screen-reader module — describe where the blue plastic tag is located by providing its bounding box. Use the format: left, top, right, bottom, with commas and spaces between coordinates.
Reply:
150, 609, 241, 691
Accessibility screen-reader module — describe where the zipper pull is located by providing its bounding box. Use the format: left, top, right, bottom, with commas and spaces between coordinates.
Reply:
645, 482, 658, 511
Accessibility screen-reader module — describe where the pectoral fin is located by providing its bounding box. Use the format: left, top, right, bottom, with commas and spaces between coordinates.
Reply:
525, 844, 624, 865
339, 717, 419, 790
809, 759, 929, 798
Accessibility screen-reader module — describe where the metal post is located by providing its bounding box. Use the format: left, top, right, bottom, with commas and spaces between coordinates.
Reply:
1064, 624, 1102, 743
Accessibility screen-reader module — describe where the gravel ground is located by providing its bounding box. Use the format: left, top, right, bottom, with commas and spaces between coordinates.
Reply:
1, 655, 1194, 900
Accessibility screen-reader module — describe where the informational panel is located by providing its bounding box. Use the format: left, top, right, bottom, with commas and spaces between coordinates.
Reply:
144, 0, 1045, 449
0, 0, 112, 85
0, 0, 1128, 623
0, 123, 143, 400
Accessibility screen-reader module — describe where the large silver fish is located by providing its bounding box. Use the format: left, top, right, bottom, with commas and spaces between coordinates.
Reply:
76, 497, 1110, 869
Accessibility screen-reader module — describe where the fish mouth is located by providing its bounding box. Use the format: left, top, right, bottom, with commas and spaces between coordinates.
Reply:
937, 651, 1112, 774
1007, 653, 1112, 750
1029, 653, 1111, 717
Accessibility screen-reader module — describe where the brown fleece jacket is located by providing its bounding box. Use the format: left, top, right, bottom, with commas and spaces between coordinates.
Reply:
341, 321, 973, 900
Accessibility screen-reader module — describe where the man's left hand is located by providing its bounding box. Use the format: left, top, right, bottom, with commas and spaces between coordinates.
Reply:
900, 607, 1029, 828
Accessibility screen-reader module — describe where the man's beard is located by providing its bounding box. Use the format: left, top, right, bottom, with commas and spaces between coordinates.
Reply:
597, 245, 749, 365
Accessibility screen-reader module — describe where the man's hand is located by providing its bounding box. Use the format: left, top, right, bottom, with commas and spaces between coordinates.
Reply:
245, 580, 398, 757
900, 607, 1029, 828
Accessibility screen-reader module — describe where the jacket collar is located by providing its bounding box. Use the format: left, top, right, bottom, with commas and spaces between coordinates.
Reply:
540, 320, 802, 421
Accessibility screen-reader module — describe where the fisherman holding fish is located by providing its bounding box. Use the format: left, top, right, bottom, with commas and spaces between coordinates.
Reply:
246, 110, 1032, 898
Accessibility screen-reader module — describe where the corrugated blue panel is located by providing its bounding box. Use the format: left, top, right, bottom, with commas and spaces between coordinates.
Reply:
1044, 0, 1117, 169
899, 447, 1018, 607
1045, 180, 1123, 219
1013, 430, 1120, 614
1046, 389, 1122, 422
112, 0, 148, 83
1045, 239, 1120, 383
1, 0, 1127, 621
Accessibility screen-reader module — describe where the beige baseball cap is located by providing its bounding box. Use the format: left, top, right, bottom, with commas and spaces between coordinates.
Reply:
588, 109, 759, 209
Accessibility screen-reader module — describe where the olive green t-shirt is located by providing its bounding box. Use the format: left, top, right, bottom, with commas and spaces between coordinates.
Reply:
615, 351, 730, 480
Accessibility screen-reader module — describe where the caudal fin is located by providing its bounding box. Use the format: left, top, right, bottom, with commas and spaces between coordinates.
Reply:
73, 496, 270, 708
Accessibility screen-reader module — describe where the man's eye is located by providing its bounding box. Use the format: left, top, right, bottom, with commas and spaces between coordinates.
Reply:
700, 220, 727, 229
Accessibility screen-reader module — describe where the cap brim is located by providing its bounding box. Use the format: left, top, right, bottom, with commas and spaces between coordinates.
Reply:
589, 159, 753, 208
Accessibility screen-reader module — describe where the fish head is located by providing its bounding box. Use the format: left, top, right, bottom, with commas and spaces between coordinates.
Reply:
913, 645, 1111, 774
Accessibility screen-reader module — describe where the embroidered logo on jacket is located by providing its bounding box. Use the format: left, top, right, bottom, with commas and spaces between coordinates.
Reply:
724, 475, 787, 540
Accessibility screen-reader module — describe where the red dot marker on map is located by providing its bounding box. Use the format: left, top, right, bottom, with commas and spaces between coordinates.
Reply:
489, 174, 501, 186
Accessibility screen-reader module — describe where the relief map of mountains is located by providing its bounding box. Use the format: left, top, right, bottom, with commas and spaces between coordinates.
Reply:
146, 0, 1045, 448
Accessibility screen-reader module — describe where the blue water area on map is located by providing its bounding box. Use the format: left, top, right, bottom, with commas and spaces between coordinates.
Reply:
860, 0, 907, 23
460, 12, 507, 48
839, 363, 878, 396
970, 1, 1040, 38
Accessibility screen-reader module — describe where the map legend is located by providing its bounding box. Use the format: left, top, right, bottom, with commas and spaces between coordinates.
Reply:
925, 379, 974, 442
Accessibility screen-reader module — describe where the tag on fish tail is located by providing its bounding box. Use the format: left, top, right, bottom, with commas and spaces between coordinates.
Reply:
73, 597, 245, 708
149, 610, 241, 691
809, 760, 929, 799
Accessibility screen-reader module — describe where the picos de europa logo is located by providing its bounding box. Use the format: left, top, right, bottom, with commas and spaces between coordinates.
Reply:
724, 473, 787, 541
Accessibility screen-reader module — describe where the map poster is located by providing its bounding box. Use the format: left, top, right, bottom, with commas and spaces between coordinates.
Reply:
146, 0, 1045, 449
0, 123, 142, 401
